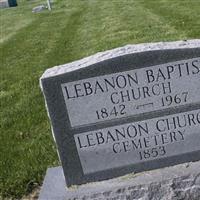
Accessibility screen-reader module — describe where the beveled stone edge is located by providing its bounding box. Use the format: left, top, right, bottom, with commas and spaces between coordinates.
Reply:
40, 39, 200, 81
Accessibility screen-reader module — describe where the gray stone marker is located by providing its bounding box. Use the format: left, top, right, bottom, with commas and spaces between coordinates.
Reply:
32, 5, 46, 13
40, 40, 200, 189
0, 0, 9, 8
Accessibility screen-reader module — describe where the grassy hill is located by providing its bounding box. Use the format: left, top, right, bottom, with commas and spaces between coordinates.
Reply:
0, 0, 200, 198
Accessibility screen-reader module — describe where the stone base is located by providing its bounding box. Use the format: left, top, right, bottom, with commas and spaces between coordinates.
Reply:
39, 161, 200, 200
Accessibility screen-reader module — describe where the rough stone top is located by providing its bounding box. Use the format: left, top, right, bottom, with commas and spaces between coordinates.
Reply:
41, 39, 200, 80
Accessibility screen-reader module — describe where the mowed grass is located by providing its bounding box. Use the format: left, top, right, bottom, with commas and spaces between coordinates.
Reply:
0, 0, 200, 198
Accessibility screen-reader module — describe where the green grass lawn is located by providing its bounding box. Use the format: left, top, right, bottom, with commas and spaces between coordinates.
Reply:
0, 0, 200, 198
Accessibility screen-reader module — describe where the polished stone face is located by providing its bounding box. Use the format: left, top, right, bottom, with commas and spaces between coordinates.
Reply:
75, 110, 200, 175
61, 58, 200, 128
40, 40, 200, 187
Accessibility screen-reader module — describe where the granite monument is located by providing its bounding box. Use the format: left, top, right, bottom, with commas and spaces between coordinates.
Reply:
39, 40, 200, 199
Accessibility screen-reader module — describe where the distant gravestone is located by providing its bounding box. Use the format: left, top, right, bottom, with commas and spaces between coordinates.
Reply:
32, 5, 46, 13
8, 0, 17, 7
0, 0, 17, 8
0, 0, 9, 8
39, 40, 200, 199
